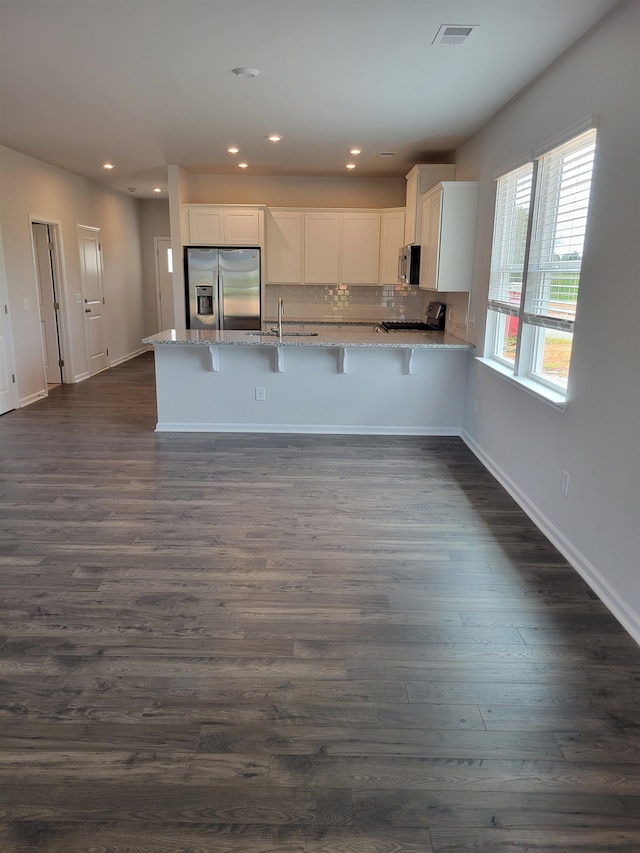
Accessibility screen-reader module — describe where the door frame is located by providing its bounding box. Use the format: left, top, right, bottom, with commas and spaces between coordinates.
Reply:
154, 236, 174, 331
29, 217, 71, 386
0, 225, 19, 414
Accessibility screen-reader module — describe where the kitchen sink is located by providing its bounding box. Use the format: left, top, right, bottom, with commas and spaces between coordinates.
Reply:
245, 331, 319, 337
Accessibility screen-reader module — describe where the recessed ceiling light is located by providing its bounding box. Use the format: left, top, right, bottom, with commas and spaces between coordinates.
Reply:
231, 67, 260, 78
346, 163, 356, 170
266, 135, 282, 143
153, 187, 162, 193
238, 162, 249, 169
127, 187, 137, 193
103, 162, 115, 170
227, 146, 240, 154
350, 148, 362, 156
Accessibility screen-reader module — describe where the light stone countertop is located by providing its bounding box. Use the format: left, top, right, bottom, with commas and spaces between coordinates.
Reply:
143, 327, 474, 350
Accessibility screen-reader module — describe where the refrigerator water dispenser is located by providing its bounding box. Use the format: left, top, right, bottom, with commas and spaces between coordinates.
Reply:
196, 285, 214, 316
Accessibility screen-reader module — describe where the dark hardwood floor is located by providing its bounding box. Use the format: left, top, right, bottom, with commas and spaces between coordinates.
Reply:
1, 352, 639, 852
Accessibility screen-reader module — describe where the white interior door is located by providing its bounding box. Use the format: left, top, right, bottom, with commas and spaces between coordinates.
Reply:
0, 229, 18, 415
154, 238, 174, 331
32, 222, 63, 384
78, 225, 108, 375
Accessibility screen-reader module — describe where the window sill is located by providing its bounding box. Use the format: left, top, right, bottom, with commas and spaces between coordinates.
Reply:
476, 357, 567, 412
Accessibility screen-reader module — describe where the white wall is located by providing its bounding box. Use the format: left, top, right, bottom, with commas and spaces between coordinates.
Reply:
457, 0, 640, 641
0, 146, 146, 401
180, 173, 406, 209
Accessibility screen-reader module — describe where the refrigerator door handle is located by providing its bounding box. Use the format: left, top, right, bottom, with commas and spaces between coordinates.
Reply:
217, 270, 223, 331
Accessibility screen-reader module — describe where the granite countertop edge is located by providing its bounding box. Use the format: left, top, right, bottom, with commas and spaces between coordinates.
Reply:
143, 329, 474, 350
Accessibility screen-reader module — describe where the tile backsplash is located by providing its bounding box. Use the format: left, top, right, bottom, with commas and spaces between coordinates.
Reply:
265, 284, 470, 338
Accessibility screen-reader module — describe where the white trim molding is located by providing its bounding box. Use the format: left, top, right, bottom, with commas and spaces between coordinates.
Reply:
462, 429, 640, 647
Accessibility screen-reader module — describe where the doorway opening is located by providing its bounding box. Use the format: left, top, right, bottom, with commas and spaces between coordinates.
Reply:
154, 237, 174, 331
31, 221, 65, 386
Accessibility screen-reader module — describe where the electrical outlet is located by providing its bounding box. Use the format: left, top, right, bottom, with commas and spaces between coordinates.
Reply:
255, 387, 266, 401
560, 470, 570, 497
23, 298, 30, 310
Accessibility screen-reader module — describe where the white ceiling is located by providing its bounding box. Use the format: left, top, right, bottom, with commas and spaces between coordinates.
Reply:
0, 0, 621, 198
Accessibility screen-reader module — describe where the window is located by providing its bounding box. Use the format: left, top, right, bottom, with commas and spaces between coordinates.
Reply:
484, 126, 597, 404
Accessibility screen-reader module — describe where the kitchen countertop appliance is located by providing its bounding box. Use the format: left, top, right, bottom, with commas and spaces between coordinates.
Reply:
185, 246, 261, 331
377, 301, 446, 332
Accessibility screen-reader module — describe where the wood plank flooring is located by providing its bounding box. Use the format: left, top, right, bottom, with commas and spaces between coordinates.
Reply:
1, 352, 639, 852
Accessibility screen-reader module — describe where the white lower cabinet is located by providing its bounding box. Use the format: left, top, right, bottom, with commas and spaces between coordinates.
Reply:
419, 182, 478, 292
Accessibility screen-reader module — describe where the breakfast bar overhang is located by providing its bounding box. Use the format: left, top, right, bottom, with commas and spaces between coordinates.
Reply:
142, 328, 474, 435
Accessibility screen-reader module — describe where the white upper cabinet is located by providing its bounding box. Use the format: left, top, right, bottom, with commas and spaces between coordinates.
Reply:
184, 205, 264, 245
419, 182, 479, 292
404, 164, 457, 246
265, 207, 404, 286
224, 208, 264, 245
266, 211, 303, 283
304, 212, 341, 283
379, 209, 405, 285
303, 211, 380, 285
341, 212, 380, 284
187, 207, 224, 244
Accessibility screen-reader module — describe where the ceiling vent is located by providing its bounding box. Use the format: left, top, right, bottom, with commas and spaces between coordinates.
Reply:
378, 152, 397, 158
433, 25, 477, 46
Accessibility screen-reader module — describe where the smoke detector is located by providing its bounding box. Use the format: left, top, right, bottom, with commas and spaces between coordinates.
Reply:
231, 67, 260, 78
433, 25, 477, 46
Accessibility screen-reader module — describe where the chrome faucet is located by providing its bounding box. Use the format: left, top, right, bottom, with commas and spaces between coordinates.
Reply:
277, 297, 285, 340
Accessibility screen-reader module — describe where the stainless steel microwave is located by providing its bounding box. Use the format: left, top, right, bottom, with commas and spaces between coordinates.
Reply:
398, 244, 421, 285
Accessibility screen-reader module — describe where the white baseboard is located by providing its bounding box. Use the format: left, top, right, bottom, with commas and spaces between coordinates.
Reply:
110, 346, 149, 368
19, 389, 48, 407
155, 422, 463, 436
72, 371, 91, 384
462, 429, 640, 646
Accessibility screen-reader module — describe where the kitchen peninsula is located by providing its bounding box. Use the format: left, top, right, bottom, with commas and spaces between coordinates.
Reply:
143, 326, 473, 435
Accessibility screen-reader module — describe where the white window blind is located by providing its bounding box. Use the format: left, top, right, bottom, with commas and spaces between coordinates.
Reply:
524, 129, 596, 324
483, 123, 597, 403
488, 163, 533, 312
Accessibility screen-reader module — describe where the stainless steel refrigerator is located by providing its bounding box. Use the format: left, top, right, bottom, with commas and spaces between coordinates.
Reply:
184, 247, 261, 331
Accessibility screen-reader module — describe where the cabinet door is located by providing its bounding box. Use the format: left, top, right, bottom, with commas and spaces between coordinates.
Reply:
379, 210, 405, 284
304, 213, 340, 283
437, 183, 479, 292
342, 213, 380, 284
188, 208, 224, 244
419, 182, 478, 291
266, 211, 303, 283
419, 189, 442, 290
224, 209, 261, 245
